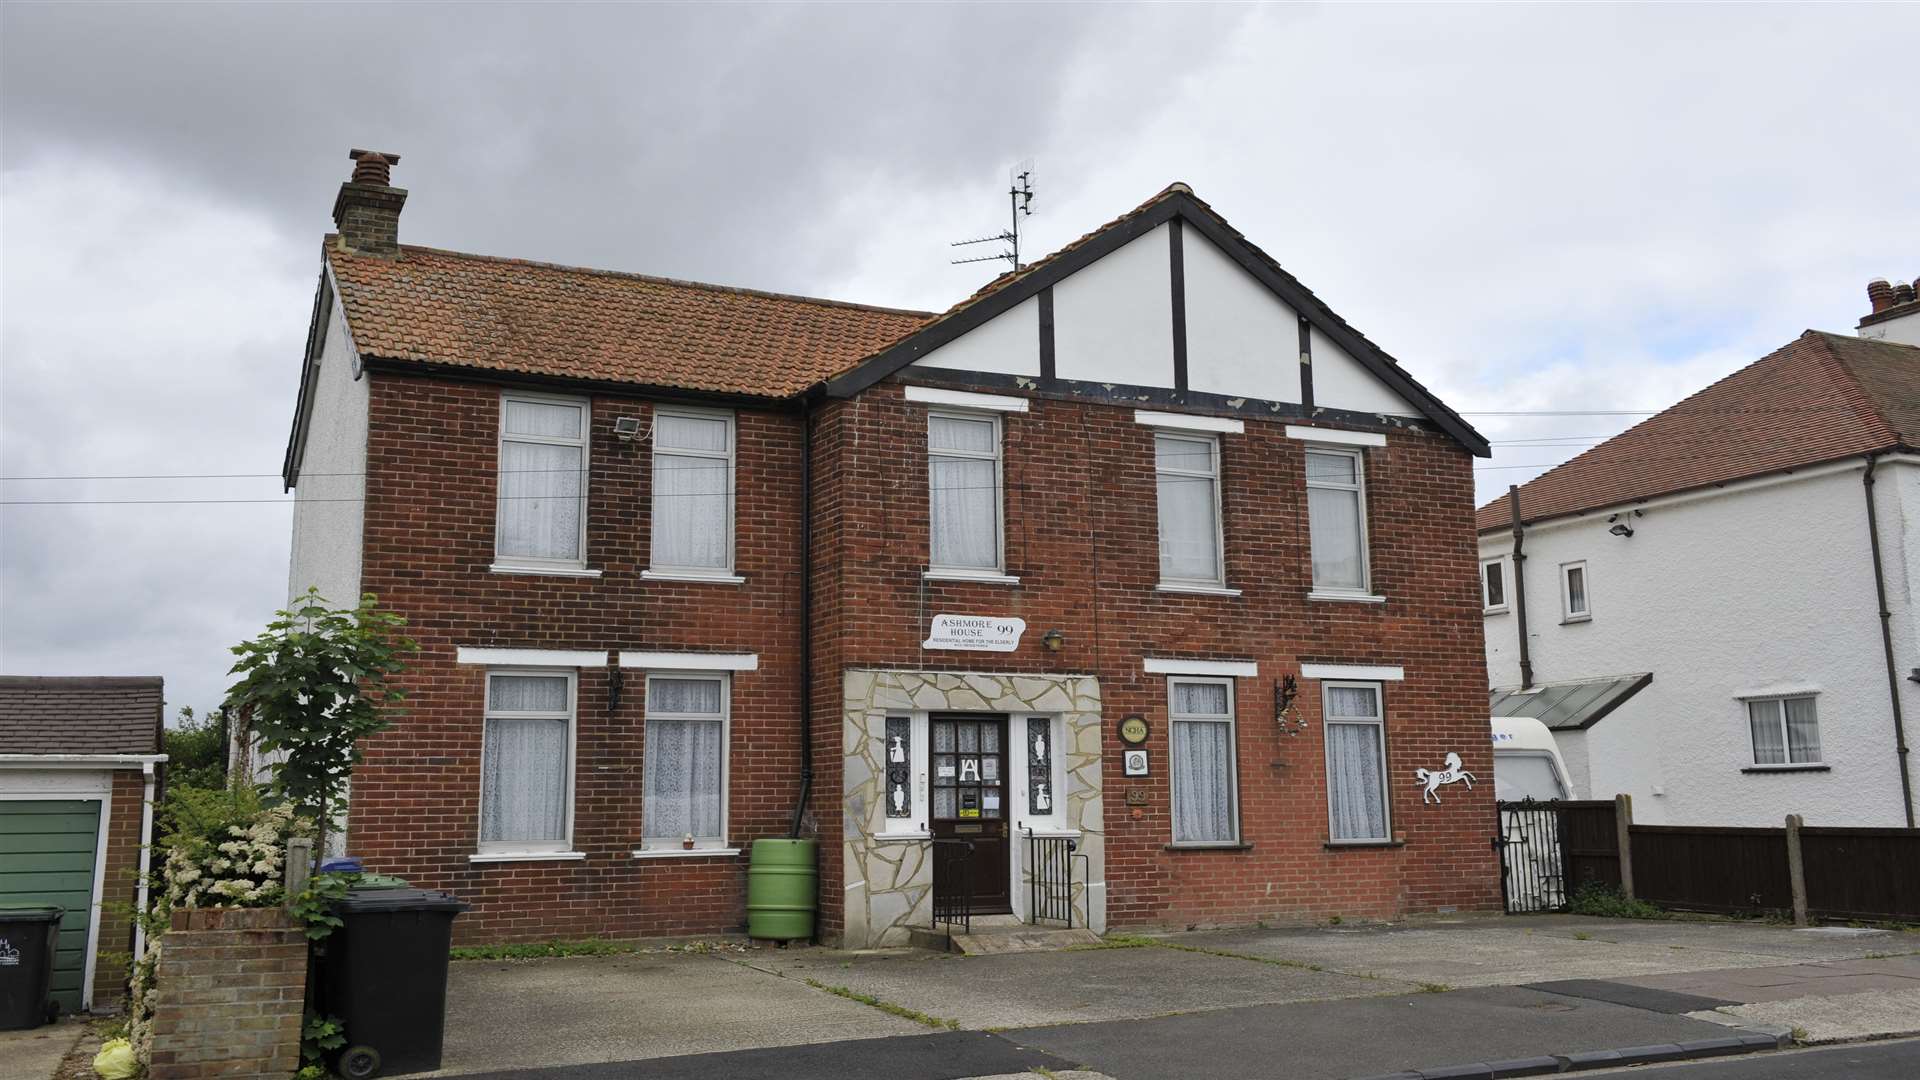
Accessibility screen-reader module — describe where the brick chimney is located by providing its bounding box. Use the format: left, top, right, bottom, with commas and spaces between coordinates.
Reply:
1859, 275, 1920, 347
332, 149, 406, 256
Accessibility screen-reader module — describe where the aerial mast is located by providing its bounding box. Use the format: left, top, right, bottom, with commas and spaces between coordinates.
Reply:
950, 163, 1035, 271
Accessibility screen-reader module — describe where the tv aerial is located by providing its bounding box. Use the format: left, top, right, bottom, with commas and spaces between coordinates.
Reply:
950, 161, 1035, 271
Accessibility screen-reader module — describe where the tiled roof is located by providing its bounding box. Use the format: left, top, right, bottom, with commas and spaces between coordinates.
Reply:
1477, 331, 1920, 531
326, 240, 933, 398
0, 676, 164, 756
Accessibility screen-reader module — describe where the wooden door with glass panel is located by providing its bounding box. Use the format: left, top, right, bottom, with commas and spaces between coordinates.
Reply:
930, 713, 1011, 912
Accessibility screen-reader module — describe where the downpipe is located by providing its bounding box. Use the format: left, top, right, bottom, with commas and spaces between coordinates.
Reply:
1862, 456, 1914, 828
788, 401, 814, 838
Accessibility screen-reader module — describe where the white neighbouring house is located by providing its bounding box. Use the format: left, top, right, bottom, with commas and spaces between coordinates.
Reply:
1477, 280, 1920, 828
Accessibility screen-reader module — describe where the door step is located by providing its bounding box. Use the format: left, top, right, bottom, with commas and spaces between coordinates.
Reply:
909, 923, 1102, 955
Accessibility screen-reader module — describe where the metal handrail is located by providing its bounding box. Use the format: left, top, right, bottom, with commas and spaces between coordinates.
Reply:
931, 837, 975, 938
1024, 826, 1079, 928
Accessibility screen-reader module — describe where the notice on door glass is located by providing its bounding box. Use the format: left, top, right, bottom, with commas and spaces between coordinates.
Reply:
923, 614, 1026, 652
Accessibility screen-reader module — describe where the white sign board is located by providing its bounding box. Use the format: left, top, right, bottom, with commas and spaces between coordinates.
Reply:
923, 614, 1026, 653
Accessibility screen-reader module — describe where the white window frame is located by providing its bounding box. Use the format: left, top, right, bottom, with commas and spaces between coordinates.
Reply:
494, 392, 591, 571
1743, 693, 1823, 767
648, 406, 737, 579
1154, 432, 1227, 589
1304, 445, 1372, 596
639, 672, 732, 851
1481, 558, 1508, 614
1167, 675, 1241, 847
1560, 560, 1591, 622
926, 408, 1005, 576
1323, 680, 1392, 844
476, 668, 578, 857
1013, 713, 1069, 831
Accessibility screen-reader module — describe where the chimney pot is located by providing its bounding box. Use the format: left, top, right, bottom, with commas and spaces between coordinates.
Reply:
348, 148, 400, 187
333, 148, 407, 256
1896, 282, 1918, 306
1867, 278, 1894, 313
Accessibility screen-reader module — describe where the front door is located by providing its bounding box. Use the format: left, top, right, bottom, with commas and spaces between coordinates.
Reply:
930, 713, 1011, 913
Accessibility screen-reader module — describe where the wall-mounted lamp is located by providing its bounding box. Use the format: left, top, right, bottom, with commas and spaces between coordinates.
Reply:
1041, 628, 1066, 652
613, 416, 646, 441
1607, 510, 1641, 538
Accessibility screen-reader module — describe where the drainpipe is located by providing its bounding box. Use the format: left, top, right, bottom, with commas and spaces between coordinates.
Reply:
1862, 455, 1915, 827
788, 400, 815, 838
132, 761, 158, 968
1508, 485, 1534, 690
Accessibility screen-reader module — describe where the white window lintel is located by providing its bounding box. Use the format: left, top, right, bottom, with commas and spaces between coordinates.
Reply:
1285, 425, 1387, 447
1301, 663, 1405, 681
457, 647, 608, 667
905, 386, 1029, 412
1135, 410, 1244, 434
619, 651, 759, 671
1144, 657, 1259, 677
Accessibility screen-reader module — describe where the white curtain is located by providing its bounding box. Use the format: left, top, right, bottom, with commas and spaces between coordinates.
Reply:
651, 453, 729, 568
504, 399, 583, 440
491, 674, 569, 711
498, 440, 583, 561
1749, 700, 1787, 764
645, 719, 723, 839
1566, 567, 1588, 613
1308, 486, 1363, 589
1155, 436, 1220, 582
1784, 697, 1821, 762
928, 416, 998, 570
1173, 680, 1230, 716
481, 717, 568, 844
648, 677, 724, 714
1327, 722, 1387, 840
1172, 720, 1235, 842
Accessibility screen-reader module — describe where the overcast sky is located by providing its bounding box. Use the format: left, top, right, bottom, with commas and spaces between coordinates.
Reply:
3, 2, 1916, 717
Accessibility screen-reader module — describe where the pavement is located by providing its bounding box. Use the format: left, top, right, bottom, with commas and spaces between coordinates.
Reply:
0, 1021, 84, 1080
428, 915, 1920, 1078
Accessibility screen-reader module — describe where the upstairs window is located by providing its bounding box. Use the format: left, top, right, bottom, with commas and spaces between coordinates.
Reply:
496, 394, 588, 567
927, 411, 1003, 573
1561, 561, 1590, 622
1482, 559, 1507, 613
650, 409, 735, 576
1169, 677, 1239, 845
1154, 433, 1225, 587
1747, 695, 1822, 766
643, 675, 730, 846
479, 671, 575, 853
1305, 448, 1369, 593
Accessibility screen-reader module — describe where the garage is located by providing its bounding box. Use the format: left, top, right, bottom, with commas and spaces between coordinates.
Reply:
0, 797, 106, 1014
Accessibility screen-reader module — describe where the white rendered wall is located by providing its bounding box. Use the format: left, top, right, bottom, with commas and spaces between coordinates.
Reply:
1053, 222, 1175, 387
286, 285, 368, 608
1183, 231, 1301, 402
914, 295, 1040, 376
1857, 309, 1920, 347
1479, 458, 1918, 827
1309, 326, 1419, 417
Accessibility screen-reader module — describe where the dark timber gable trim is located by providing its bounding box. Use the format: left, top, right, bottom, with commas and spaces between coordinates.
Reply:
822, 190, 1490, 457
1168, 218, 1188, 391
1296, 314, 1315, 411
1038, 287, 1056, 381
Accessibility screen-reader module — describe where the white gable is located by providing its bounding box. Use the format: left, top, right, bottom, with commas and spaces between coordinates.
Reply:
1053, 222, 1174, 386
913, 295, 1040, 377
1309, 324, 1419, 417
1184, 229, 1299, 403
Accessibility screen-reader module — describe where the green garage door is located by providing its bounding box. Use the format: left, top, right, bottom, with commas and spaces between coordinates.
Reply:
0, 799, 102, 1014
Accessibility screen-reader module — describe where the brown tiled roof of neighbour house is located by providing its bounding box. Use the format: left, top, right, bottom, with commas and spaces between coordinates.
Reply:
0, 676, 165, 755
325, 240, 934, 398
1476, 331, 1920, 532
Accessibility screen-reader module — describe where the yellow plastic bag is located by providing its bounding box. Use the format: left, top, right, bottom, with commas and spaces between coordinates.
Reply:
93, 1038, 139, 1080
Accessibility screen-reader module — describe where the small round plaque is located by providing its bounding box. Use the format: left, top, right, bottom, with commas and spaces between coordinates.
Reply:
1117, 714, 1150, 746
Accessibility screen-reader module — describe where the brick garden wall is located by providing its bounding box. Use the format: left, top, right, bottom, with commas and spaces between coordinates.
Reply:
92, 768, 146, 1006
147, 908, 306, 1080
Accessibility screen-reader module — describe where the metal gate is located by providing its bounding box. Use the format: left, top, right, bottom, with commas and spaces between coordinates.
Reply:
1495, 799, 1568, 913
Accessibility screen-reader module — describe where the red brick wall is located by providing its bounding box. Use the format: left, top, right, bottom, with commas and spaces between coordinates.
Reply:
815, 381, 1500, 927
352, 373, 806, 943
94, 768, 146, 1006
148, 907, 306, 1080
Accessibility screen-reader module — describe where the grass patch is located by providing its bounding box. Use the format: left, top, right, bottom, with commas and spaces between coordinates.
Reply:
1571, 931, 1592, 941
450, 938, 640, 961
1066, 933, 1160, 951
1416, 981, 1452, 993
1567, 883, 1666, 921
805, 978, 959, 1029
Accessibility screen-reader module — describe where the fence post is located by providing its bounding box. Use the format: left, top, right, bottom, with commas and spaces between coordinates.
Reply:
1784, 814, 1808, 927
285, 836, 313, 902
1614, 793, 1636, 899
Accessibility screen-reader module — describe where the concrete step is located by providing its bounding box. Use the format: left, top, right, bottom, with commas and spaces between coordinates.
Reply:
909, 922, 1102, 955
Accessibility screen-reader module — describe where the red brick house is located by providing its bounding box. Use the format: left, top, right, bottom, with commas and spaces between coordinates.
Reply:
283, 150, 1500, 946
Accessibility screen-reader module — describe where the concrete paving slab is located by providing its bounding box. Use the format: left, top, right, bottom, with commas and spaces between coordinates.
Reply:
1622, 956, 1920, 1005
734, 941, 1411, 1029
1010, 986, 1744, 1080
434, 951, 926, 1075
1715, 987, 1920, 1044
437, 1031, 1079, 1080
0, 1022, 83, 1080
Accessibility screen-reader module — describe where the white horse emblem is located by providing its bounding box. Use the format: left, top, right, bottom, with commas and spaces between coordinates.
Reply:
1414, 752, 1476, 804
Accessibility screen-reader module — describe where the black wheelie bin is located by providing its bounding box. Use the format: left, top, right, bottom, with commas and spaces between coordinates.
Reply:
312, 886, 469, 1078
0, 907, 63, 1030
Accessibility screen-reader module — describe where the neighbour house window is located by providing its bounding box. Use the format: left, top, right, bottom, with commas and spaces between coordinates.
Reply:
927, 411, 1003, 573
479, 671, 575, 853
1305, 448, 1370, 593
1154, 433, 1225, 587
1746, 695, 1822, 766
643, 674, 729, 846
1169, 677, 1239, 845
1482, 560, 1507, 613
496, 394, 589, 567
1324, 681, 1390, 843
650, 409, 735, 576
1560, 561, 1590, 621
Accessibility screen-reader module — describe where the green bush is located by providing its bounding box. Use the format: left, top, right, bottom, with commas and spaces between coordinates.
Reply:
163, 706, 229, 791
1568, 882, 1666, 920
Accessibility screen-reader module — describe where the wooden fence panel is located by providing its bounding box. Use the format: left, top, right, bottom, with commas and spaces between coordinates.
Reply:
1631, 825, 1792, 914
1800, 827, 1920, 922
1559, 802, 1622, 892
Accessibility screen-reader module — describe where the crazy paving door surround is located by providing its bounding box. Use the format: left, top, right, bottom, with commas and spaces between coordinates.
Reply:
841, 669, 1105, 949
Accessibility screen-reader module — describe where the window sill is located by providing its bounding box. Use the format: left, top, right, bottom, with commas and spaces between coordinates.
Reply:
469, 850, 587, 863
1741, 764, 1830, 774
630, 846, 743, 859
1156, 583, 1242, 597
1309, 591, 1386, 604
489, 564, 603, 579
641, 570, 746, 585
1165, 842, 1253, 852
1562, 614, 1592, 625
1022, 827, 1080, 839
874, 831, 932, 843
1324, 839, 1405, 850
1483, 606, 1509, 616
923, 571, 1021, 586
